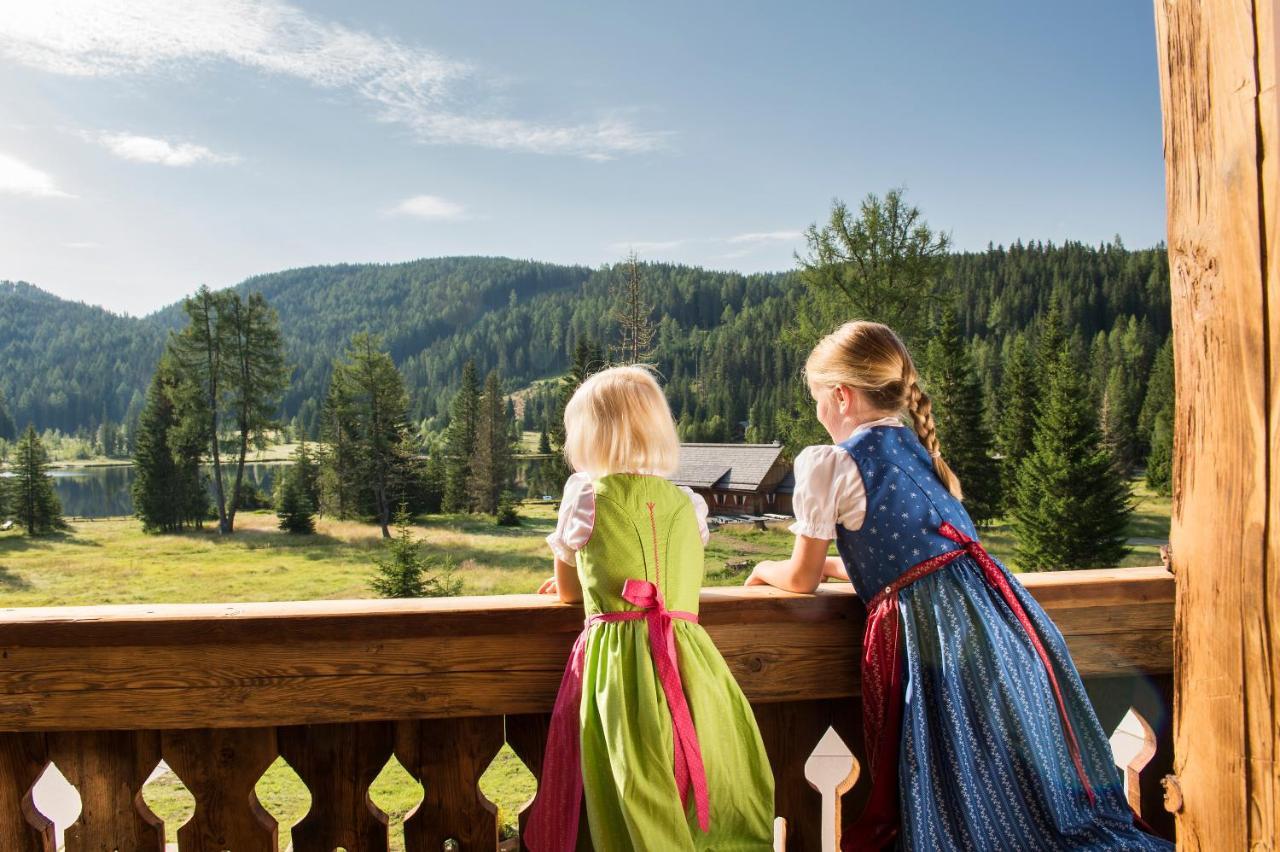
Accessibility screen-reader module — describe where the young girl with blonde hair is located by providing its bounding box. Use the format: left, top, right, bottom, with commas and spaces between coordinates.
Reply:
526, 364, 775, 851
748, 321, 1170, 851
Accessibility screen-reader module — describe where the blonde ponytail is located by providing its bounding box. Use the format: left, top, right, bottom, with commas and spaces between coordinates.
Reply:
805, 320, 965, 501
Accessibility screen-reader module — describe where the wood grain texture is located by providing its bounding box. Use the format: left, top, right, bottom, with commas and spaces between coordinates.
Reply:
160, 727, 279, 851
48, 730, 164, 852
503, 712, 554, 852
396, 716, 504, 852
276, 722, 394, 852
1154, 0, 1278, 847
0, 570, 1171, 732
0, 732, 54, 852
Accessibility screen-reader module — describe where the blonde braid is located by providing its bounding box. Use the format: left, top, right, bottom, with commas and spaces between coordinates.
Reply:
907, 377, 964, 500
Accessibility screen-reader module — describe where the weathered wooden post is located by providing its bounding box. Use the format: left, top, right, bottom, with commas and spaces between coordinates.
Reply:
1153, 0, 1279, 846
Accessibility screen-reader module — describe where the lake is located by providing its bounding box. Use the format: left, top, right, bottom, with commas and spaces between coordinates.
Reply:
43, 463, 288, 519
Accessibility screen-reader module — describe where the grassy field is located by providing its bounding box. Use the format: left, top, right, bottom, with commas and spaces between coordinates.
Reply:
7, 482, 1169, 847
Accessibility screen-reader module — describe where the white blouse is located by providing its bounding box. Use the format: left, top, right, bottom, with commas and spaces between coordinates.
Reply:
545, 471, 712, 563
788, 417, 906, 540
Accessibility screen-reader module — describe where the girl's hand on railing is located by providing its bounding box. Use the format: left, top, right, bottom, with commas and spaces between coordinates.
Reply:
744, 565, 771, 586
538, 576, 558, 595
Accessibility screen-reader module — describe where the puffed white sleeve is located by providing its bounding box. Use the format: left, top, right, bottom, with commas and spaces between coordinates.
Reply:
788, 445, 867, 539
677, 486, 711, 545
545, 472, 596, 563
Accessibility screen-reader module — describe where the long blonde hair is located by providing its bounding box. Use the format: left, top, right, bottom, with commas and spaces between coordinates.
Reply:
805, 321, 963, 500
563, 364, 680, 477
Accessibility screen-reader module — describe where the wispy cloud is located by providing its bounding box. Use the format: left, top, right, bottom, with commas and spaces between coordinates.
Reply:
390, 194, 468, 221
90, 132, 240, 166
611, 239, 687, 254
611, 229, 802, 257
64, 241, 101, 249
0, 151, 74, 198
0, 0, 669, 159
726, 230, 804, 244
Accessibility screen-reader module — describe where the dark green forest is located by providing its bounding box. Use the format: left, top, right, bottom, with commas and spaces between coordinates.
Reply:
0, 241, 1169, 457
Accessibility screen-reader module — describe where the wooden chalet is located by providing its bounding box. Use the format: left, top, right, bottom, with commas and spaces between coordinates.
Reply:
670, 442, 793, 516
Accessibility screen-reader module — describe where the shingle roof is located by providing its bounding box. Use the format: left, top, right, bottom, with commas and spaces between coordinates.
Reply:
670, 443, 787, 491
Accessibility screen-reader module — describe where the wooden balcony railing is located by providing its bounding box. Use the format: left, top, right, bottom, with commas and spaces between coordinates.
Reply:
0, 566, 1174, 851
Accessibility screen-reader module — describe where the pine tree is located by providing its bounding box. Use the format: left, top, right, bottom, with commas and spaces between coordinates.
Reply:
468, 370, 515, 514
923, 308, 1002, 523
613, 252, 656, 364
275, 463, 316, 534
370, 505, 462, 598
12, 425, 62, 535
132, 358, 209, 532
1012, 350, 1132, 570
537, 429, 552, 454
495, 491, 521, 526
0, 387, 16, 442
443, 360, 482, 512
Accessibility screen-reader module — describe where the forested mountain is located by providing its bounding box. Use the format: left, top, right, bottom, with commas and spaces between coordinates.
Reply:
0, 241, 1169, 448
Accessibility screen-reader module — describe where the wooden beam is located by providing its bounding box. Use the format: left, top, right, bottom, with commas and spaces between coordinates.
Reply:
0, 569, 1171, 731
1154, 0, 1279, 845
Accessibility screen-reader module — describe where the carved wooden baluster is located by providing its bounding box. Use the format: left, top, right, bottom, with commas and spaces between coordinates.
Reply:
277, 722, 394, 852
828, 696, 870, 843
161, 727, 279, 851
753, 699, 841, 852
48, 730, 165, 851
396, 715, 504, 852
0, 732, 55, 852
504, 712, 553, 851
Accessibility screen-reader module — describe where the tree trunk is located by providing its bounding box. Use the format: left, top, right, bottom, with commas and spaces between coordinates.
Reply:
1154, 0, 1279, 845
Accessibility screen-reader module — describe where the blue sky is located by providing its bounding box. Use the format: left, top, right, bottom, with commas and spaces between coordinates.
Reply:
0, 1, 1165, 316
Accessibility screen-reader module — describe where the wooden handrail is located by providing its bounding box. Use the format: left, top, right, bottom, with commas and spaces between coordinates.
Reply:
0, 567, 1172, 732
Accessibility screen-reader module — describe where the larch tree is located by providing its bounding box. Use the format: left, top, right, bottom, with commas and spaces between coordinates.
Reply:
778, 189, 951, 453
613, 251, 656, 364
167, 286, 289, 534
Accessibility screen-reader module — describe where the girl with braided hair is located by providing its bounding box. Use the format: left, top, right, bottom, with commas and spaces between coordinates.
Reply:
747, 321, 1170, 851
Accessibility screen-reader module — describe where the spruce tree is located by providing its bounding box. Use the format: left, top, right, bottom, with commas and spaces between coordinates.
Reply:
1012, 350, 1132, 570
12, 425, 62, 535
443, 360, 482, 512
923, 308, 1002, 524
132, 358, 209, 532
1141, 338, 1175, 495
995, 333, 1037, 505
370, 505, 462, 598
291, 437, 321, 513
0, 388, 15, 442
468, 370, 515, 514
275, 464, 316, 534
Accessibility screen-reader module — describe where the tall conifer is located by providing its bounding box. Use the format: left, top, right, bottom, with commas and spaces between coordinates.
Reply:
444, 360, 482, 512
924, 308, 1002, 523
12, 425, 62, 535
1012, 350, 1132, 570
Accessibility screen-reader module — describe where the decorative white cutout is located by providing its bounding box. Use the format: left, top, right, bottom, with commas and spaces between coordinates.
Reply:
31, 762, 79, 852
804, 726, 859, 852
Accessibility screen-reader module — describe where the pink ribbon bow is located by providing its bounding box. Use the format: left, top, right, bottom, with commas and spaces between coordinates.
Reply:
524, 578, 710, 851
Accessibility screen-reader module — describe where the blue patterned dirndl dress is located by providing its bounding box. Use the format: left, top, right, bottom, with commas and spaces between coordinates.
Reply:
833, 426, 1172, 851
